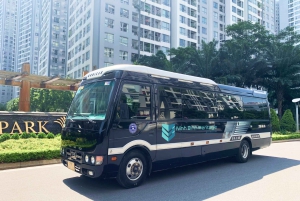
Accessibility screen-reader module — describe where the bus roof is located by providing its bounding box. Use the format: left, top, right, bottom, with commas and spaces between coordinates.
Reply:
84, 64, 217, 85
218, 84, 268, 98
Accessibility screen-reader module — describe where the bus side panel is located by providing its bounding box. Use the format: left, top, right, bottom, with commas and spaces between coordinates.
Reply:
252, 137, 272, 151
201, 141, 240, 160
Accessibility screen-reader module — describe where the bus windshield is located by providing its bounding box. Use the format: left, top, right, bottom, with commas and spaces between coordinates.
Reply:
67, 80, 115, 121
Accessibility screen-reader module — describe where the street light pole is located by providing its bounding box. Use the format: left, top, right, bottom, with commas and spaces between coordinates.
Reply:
292, 98, 300, 132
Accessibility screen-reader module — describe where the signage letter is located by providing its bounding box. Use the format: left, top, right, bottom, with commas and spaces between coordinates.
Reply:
10, 122, 23, 134
0, 121, 9, 134
37, 121, 49, 133
24, 121, 37, 133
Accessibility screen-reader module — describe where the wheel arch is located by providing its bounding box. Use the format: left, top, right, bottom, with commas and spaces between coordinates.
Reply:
123, 145, 153, 176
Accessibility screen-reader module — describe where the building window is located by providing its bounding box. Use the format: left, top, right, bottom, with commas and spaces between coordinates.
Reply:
104, 47, 114, 58
105, 4, 115, 14
120, 22, 128, 32
132, 12, 138, 22
162, 9, 170, 18
120, 8, 129, 18
105, 18, 114, 28
213, 2, 218, 9
202, 17, 207, 24
105, 33, 114, 43
202, 27, 207, 34
180, 27, 186, 36
179, 39, 185, 47
180, 4, 186, 12
86, 51, 90, 60
180, 15, 186, 24
121, 0, 129, 4
162, 22, 170, 30
120, 36, 128, 46
162, 34, 170, 43
119, 51, 128, 60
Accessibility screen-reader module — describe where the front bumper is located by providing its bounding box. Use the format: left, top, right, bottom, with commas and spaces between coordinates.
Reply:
61, 157, 104, 178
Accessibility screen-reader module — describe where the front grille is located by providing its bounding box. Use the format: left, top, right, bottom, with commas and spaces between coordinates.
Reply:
66, 149, 83, 163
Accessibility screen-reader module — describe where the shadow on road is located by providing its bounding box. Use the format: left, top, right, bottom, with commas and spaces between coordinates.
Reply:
63, 155, 300, 201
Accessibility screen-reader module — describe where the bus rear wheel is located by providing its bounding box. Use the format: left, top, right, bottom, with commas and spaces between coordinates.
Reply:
235, 140, 251, 163
116, 151, 147, 188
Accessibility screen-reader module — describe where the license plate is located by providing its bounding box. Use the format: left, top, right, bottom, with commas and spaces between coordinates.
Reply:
67, 161, 75, 171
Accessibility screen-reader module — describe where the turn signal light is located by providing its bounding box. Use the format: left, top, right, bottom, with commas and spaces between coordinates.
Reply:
95, 156, 103, 165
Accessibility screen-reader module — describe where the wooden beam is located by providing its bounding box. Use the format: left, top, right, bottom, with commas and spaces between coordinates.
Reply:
44, 77, 60, 84
30, 82, 78, 91
0, 80, 21, 87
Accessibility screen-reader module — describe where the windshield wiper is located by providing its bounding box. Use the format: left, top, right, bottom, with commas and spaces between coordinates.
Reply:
72, 114, 96, 123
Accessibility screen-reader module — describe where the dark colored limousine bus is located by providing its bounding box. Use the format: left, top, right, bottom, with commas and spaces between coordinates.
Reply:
61, 65, 271, 188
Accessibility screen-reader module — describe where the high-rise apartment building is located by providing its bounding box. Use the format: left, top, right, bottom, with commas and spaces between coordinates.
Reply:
67, 0, 171, 79
172, 0, 197, 48
0, 0, 18, 104
39, 0, 68, 77
16, 0, 41, 75
276, 0, 289, 32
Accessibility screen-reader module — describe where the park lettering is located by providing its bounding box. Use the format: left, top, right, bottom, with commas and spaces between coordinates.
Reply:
0, 121, 50, 134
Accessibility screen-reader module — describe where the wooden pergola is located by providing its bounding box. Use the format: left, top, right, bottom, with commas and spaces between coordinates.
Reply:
0, 63, 87, 112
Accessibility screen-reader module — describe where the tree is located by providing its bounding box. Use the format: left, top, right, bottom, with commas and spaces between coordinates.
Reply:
280, 109, 296, 132
0, 103, 6, 111
136, 50, 171, 71
6, 89, 73, 112
218, 21, 271, 87
6, 98, 19, 111
168, 41, 219, 79
259, 27, 300, 118
270, 108, 280, 132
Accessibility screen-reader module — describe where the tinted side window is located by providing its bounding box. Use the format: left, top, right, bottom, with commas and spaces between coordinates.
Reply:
182, 89, 217, 119
243, 97, 268, 119
217, 93, 243, 119
116, 83, 151, 120
158, 86, 182, 120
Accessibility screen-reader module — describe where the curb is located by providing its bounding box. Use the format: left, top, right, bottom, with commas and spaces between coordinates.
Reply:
272, 138, 300, 143
0, 159, 61, 171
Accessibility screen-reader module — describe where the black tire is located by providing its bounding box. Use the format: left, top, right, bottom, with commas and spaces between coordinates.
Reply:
116, 151, 147, 188
235, 140, 251, 163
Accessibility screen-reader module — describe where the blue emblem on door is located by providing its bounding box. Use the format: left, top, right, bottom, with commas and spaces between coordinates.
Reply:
162, 124, 175, 142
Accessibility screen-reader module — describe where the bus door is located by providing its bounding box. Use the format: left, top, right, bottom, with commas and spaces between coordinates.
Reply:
155, 86, 183, 169
110, 82, 157, 160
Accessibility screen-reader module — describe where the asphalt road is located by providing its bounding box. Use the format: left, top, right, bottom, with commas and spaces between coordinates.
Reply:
1, 142, 300, 201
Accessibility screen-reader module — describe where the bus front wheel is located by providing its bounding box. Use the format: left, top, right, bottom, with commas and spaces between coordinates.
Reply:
116, 151, 147, 188
235, 140, 251, 163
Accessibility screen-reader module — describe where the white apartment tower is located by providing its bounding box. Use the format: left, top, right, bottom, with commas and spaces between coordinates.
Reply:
172, 0, 198, 48
67, 0, 171, 79
0, 0, 18, 104
16, 0, 41, 74
39, 0, 68, 77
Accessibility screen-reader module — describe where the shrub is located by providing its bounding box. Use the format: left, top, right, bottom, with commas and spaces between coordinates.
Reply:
47, 133, 55, 139
0, 133, 11, 143
11, 133, 20, 140
270, 108, 280, 132
20, 132, 31, 139
30, 132, 37, 138
280, 109, 296, 132
37, 133, 47, 139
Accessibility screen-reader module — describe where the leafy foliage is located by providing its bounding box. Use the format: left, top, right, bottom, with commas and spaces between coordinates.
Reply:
0, 134, 11, 143
280, 109, 296, 132
270, 109, 280, 132
11, 134, 20, 140
37, 133, 47, 139
6, 98, 19, 111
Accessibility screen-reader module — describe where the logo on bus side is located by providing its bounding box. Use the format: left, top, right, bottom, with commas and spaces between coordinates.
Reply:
162, 124, 175, 142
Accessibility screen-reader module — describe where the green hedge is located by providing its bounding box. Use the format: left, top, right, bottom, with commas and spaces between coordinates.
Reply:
272, 133, 300, 141
0, 149, 60, 163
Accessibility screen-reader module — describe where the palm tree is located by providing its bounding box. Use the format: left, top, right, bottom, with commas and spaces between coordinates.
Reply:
259, 27, 300, 118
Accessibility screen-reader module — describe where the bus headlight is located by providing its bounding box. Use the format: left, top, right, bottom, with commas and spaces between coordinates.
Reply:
91, 156, 95, 164
85, 155, 89, 163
